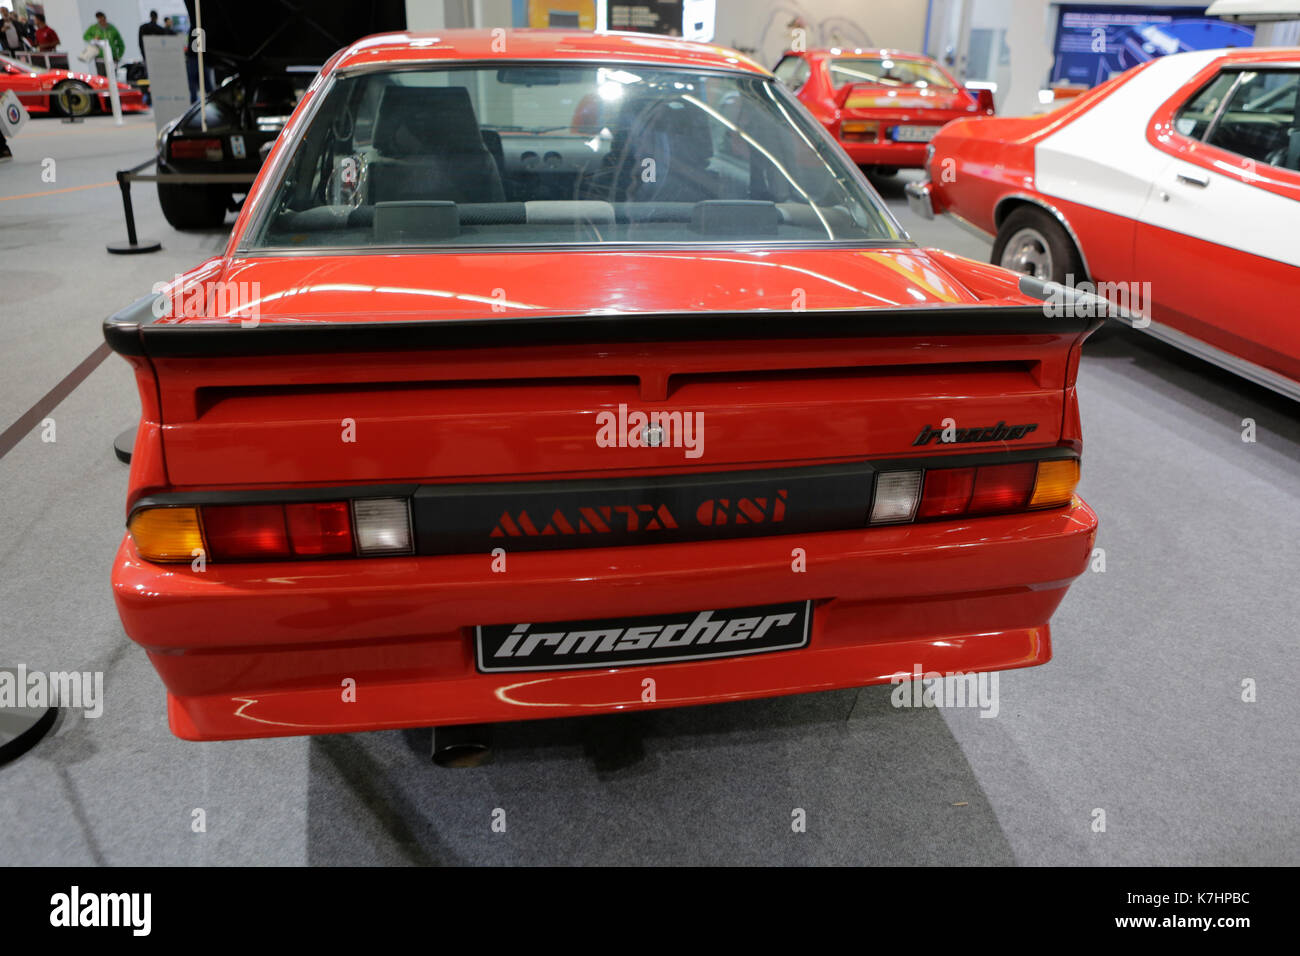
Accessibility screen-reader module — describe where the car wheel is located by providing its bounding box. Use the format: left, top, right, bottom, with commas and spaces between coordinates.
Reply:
991, 205, 1084, 285
157, 181, 231, 230
53, 80, 95, 118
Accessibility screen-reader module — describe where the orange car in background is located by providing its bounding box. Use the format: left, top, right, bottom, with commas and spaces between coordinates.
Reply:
774, 47, 994, 174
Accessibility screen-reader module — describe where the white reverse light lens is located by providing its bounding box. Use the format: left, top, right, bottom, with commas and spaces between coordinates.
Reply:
353, 498, 413, 554
870, 471, 922, 524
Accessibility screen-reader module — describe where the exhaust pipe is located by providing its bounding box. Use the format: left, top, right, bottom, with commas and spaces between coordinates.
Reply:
431, 723, 493, 768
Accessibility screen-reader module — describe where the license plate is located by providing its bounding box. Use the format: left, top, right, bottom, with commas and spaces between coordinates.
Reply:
892, 125, 938, 142
476, 600, 812, 672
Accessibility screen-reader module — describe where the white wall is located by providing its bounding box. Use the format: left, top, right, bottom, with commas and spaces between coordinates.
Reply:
41, 0, 144, 62
713, 0, 926, 67
405, 0, 448, 31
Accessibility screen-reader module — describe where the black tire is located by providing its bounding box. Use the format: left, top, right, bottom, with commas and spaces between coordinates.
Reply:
991, 205, 1084, 285
157, 181, 230, 230
52, 80, 95, 118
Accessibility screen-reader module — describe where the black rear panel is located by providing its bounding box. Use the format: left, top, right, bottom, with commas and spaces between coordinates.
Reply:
412, 462, 876, 554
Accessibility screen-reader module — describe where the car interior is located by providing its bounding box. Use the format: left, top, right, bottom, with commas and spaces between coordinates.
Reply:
1175, 68, 1300, 172
253, 66, 893, 247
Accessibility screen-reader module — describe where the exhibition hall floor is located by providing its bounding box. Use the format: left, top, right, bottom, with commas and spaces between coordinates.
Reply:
1, 116, 1295, 865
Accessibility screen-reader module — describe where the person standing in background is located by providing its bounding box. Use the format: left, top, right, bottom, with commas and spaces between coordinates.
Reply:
139, 9, 166, 56
83, 11, 125, 77
33, 14, 59, 52
15, 9, 34, 47
1, 7, 28, 53
137, 9, 167, 104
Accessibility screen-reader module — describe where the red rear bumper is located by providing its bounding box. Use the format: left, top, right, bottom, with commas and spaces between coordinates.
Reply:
112, 498, 1097, 740
838, 140, 929, 168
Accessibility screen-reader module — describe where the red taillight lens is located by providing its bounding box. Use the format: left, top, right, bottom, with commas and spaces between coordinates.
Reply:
918, 467, 975, 518
201, 501, 356, 560
967, 462, 1037, 514
285, 501, 353, 556
170, 137, 223, 161
201, 504, 290, 559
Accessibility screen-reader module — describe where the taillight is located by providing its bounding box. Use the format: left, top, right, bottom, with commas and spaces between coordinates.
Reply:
128, 498, 381, 563
202, 504, 291, 560
875, 457, 1080, 526
285, 501, 353, 556
840, 120, 878, 142
127, 506, 204, 562
1028, 459, 1081, 509
352, 498, 413, 555
967, 462, 1036, 514
916, 467, 975, 518
169, 137, 223, 161
869, 471, 922, 524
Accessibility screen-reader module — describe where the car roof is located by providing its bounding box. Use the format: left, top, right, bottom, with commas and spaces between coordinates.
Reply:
1206, 45, 1300, 68
330, 29, 770, 76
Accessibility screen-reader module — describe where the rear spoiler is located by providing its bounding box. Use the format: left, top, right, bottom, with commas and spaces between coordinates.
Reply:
103, 284, 1103, 359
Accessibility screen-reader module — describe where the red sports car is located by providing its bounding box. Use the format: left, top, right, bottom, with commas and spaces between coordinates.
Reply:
0, 52, 146, 115
774, 47, 994, 174
105, 30, 1097, 743
909, 47, 1300, 401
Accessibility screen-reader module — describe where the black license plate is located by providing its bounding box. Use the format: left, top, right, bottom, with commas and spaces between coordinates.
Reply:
476, 600, 812, 672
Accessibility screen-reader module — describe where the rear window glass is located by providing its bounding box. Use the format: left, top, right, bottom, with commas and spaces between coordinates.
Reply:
243, 64, 901, 249
827, 57, 957, 91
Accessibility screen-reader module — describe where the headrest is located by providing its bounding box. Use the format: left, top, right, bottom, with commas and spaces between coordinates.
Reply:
374, 85, 486, 157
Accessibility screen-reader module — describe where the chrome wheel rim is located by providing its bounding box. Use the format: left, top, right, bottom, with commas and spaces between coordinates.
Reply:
1000, 227, 1054, 278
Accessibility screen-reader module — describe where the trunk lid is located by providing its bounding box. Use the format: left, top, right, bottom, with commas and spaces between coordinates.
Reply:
116, 248, 1083, 489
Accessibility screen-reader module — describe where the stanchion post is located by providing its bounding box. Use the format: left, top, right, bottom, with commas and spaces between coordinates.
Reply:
107, 161, 162, 255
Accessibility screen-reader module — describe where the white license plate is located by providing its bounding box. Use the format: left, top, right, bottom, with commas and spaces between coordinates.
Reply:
892, 125, 938, 142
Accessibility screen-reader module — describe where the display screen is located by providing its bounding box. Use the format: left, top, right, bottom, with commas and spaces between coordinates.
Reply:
1050, 4, 1254, 86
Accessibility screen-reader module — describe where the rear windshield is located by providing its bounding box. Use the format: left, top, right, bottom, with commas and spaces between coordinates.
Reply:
828, 57, 958, 91
244, 64, 901, 249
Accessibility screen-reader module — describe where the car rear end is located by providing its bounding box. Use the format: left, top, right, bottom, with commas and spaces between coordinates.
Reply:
107, 264, 1098, 740
106, 34, 1099, 741
825, 53, 985, 169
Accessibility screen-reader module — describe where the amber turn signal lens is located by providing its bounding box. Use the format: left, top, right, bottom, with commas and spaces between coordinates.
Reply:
1029, 459, 1080, 509
128, 507, 204, 562
841, 120, 879, 142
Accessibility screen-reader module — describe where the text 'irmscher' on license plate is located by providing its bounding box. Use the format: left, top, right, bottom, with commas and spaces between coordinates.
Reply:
476, 600, 811, 672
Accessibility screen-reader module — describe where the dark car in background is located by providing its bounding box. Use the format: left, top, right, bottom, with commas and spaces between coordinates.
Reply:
155, 64, 316, 228
155, 0, 405, 229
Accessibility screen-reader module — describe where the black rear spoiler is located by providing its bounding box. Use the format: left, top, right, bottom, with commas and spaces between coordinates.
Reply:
103, 282, 1102, 359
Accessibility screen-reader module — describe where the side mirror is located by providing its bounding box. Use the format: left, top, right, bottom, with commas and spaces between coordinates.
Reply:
968, 86, 996, 115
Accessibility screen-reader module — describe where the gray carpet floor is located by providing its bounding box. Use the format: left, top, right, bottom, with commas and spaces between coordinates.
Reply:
1, 118, 1296, 865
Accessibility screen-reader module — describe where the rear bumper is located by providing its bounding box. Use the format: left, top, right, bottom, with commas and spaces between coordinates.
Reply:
905, 179, 936, 220
112, 498, 1097, 740
839, 140, 929, 168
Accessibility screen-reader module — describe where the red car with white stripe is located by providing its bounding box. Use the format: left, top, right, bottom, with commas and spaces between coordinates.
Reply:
774, 48, 995, 174
104, 30, 1099, 743
910, 48, 1300, 401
